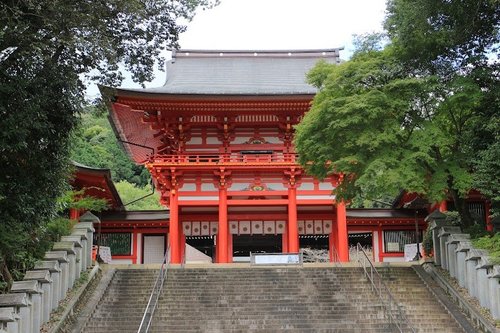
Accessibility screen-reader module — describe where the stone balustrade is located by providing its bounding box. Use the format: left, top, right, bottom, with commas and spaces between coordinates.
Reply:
429, 212, 500, 321
0, 212, 97, 333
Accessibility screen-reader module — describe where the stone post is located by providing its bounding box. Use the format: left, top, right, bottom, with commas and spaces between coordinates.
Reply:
445, 233, 470, 279
76, 212, 98, 268
52, 241, 76, 291
488, 265, 500, 320
33, 261, 60, 305
10, 281, 42, 333
71, 229, 89, 271
0, 307, 19, 333
455, 240, 472, 288
0, 295, 29, 333
60, 236, 83, 281
425, 210, 448, 266
465, 248, 488, 299
23, 270, 52, 324
437, 226, 461, 270
40, 253, 66, 308
476, 256, 493, 309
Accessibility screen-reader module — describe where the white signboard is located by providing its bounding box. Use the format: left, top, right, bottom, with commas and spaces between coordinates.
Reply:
404, 243, 423, 262
252, 253, 301, 265
98, 246, 112, 264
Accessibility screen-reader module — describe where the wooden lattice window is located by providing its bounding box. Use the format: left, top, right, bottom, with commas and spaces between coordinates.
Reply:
95, 233, 132, 256
383, 230, 422, 253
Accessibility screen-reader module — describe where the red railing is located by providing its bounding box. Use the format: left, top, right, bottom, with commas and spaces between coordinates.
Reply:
152, 153, 298, 165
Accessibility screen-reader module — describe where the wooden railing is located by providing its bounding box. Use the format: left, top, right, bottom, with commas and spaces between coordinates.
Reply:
152, 153, 298, 164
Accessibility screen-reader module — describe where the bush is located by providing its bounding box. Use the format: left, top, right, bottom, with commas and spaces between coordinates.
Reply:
472, 233, 500, 264
422, 227, 433, 257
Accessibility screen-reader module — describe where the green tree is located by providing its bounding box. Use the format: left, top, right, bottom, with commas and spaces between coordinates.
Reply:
295, 4, 498, 228
0, 189, 108, 292
1, 0, 215, 291
115, 180, 163, 210
71, 106, 150, 186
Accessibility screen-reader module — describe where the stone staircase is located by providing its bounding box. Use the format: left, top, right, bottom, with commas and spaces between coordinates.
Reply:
81, 269, 158, 333
150, 267, 395, 333
80, 266, 468, 333
380, 267, 464, 333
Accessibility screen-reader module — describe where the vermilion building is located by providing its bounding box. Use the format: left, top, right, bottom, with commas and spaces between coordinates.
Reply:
94, 49, 437, 264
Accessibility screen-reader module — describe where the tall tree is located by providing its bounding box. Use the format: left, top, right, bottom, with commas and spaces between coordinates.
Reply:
0, 0, 216, 288
295, 0, 499, 227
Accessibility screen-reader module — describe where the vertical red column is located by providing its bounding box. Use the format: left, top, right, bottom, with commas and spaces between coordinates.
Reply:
180, 233, 186, 263
485, 201, 493, 232
227, 227, 233, 263
217, 186, 229, 263
132, 231, 138, 264
439, 200, 448, 212
69, 208, 80, 221
336, 201, 349, 262
282, 227, 289, 253
377, 225, 384, 262
288, 187, 299, 253
169, 190, 181, 264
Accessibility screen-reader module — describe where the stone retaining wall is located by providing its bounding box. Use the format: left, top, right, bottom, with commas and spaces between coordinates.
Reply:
0, 212, 97, 333
428, 211, 500, 321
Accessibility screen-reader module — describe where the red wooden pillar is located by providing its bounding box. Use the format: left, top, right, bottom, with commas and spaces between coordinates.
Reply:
336, 201, 349, 262
485, 201, 493, 232
180, 233, 186, 263
439, 200, 448, 212
132, 231, 138, 264
377, 225, 384, 262
227, 229, 233, 263
288, 187, 299, 253
217, 187, 229, 263
169, 190, 181, 264
69, 208, 80, 221
282, 226, 289, 253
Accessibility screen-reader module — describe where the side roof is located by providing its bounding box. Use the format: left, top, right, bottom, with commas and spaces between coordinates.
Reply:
111, 48, 342, 96
72, 162, 124, 210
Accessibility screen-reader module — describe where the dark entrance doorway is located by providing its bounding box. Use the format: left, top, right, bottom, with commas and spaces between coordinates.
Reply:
299, 235, 329, 250
348, 232, 373, 248
300, 235, 329, 262
232, 235, 282, 259
186, 236, 215, 261
348, 232, 374, 261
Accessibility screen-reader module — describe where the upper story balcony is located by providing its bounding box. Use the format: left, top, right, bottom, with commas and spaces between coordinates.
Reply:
151, 152, 299, 168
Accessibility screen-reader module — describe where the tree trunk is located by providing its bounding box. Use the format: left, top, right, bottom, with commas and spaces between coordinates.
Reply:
449, 188, 474, 228
0, 257, 13, 291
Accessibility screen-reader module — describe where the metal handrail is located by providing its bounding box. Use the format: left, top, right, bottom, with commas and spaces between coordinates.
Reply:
355, 243, 416, 333
137, 245, 171, 333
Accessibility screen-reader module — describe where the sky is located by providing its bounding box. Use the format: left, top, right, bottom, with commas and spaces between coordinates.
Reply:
86, 0, 387, 97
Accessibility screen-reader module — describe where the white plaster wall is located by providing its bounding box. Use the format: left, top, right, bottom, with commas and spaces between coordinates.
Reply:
201, 183, 217, 191
111, 259, 134, 264
383, 256, 405, 263
319, 183, 335, 191
136, 233, 142, 264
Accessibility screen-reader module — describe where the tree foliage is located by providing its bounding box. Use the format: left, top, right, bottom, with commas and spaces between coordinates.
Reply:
295, 0, 499, 227
71, 106, 150, 186
115, 181, 163, 210
1, 0, 215, 291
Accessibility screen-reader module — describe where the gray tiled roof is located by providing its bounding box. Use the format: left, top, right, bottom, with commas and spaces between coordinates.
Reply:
127, 49, 342, 95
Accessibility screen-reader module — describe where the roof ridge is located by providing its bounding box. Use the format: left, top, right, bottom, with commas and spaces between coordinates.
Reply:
173, 48, 343, 58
